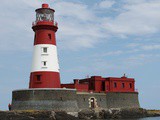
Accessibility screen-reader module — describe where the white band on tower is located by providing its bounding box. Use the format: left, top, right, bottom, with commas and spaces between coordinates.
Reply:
31, 44, 59, 72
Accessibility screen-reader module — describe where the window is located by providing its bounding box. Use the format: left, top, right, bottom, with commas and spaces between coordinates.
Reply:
130, 83, 132, 88
102, 81, 105, 91
90, 82, 94, 90
43, 47, 47, 53
42, 61, 47, 68
122, 83, 125, 88
48, 34, 51, 40
36, 75, 41, 81
43, 61, 47, 66
114, 82, 117, 88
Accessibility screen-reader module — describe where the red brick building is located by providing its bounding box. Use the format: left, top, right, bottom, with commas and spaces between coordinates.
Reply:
61, 75, 136, 93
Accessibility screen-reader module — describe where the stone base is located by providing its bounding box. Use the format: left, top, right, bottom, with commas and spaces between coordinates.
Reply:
12, 89, 140, 112
76, 92, 140, 109
12, 88, 79, 112
106, 92, 140, 108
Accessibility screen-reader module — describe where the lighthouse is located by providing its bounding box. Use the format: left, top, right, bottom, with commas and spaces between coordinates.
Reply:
29, 3, 61, 88
11, 3, 140, 111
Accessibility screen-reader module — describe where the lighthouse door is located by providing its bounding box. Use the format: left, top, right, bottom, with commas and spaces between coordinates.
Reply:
90, 98, 95, 108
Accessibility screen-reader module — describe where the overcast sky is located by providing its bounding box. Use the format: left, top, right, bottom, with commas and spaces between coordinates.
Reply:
0, 0, 160, 110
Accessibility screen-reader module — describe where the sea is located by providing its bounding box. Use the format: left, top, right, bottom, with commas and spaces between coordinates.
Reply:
132, 117, 160, 120
126, 117, 160, 120
99, 117, 160, 120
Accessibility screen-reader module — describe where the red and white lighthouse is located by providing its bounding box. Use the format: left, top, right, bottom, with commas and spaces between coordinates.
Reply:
29, 3, 61, 88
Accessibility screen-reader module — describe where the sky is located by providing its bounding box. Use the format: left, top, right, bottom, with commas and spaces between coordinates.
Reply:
0, 0, 160, 110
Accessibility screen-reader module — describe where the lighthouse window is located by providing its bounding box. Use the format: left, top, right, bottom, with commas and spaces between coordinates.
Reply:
43, 61, 47, 66
43, 47, 47, 53
48, 34, 51, 40
36, 75, 41, 81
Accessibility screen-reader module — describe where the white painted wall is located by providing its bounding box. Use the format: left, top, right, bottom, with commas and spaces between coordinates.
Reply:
31, 44, 59, 72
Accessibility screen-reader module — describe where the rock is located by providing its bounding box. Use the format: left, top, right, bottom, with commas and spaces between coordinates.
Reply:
99, 109, 112, 119
67, 112, 78, 117
0, 110, 79, 120
118, 108, 147, 119
50, 111, 56, 119
55, 111, 79, 120
78, 109, 97, 119
79, 108, 148, 119
0, 109, 159, 120
0, 111, 56, 120
147, 110, 160, 117
101, 108, 147, 119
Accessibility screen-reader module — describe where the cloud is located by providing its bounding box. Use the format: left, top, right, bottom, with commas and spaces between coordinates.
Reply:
0, 0, 160, 52
102, 0, 160, 36
54, 1, 108, 50
0, 0, 109, 51
54, 1, 95, 21
95, 50, 123, 57
127, 43, 160, 51
0, 0, 43, 51
98, 0, 115, 9
123, 0, 147, 5
127, 43, 140, 48
63, 52, 160, 76
141, 45, 160, 50
125, 54, 160, 67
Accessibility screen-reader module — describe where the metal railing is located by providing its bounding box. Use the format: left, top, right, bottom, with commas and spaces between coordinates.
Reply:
32, 20, 58, 27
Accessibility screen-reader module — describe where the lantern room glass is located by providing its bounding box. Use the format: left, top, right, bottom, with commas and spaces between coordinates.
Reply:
36, 9, 54, 22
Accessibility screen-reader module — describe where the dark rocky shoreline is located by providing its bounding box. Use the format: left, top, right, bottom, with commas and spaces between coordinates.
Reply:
0, 108, 160, 120
78, 108, 146, 119
0, 110, 78, 120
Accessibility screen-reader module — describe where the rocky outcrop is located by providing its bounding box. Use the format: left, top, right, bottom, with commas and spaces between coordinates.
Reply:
78, 109, 97, 119
147, 110, 160, 117
0, 108, 160, 120
78, 108, 156, 119
101, 108, 147, 119
0, 110, 79, 120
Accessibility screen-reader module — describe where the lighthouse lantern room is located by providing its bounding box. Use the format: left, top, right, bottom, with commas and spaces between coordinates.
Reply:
29, 4, 61, 88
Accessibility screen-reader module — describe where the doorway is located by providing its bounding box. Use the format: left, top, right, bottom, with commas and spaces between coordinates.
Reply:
89, 97, 98, 108
90, 98, 95, 108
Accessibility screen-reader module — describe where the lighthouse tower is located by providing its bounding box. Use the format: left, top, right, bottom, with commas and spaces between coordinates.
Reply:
29, 4, 61, 88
